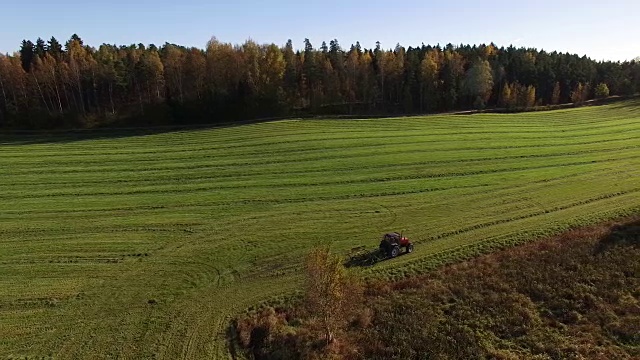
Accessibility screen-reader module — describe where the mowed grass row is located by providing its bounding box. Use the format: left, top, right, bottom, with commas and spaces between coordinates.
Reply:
1, 101, 639, 359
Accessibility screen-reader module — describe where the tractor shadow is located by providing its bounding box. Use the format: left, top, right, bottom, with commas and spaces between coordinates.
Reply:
344, 247, 385, 268
344, 246, 411, 268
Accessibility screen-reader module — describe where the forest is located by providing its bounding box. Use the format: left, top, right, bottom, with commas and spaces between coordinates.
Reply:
1, 34, 639, 129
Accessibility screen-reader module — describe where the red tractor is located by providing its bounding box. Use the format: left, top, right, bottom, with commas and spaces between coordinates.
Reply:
379, 232, 414, 258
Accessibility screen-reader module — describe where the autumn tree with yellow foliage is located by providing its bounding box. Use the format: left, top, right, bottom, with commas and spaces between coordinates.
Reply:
305, 246, 362, 345
571, 83, 589, 104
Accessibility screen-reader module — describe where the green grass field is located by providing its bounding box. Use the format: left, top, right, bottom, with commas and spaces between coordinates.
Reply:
1, 101, 639, 359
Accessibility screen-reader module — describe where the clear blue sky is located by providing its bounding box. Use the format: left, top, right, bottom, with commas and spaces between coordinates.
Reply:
1, 0, 638, 61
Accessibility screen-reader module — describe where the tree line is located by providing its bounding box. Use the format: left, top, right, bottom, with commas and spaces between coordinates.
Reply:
1, 34, 639, 129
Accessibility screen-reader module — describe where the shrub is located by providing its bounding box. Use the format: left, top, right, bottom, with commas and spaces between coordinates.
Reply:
595, 83, 610, 98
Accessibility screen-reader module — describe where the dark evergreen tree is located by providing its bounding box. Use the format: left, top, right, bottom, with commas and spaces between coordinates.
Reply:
302, 39, 318, 107
19, 40, 35, 72
35, 38, 47, 58
47, 37, 63, 58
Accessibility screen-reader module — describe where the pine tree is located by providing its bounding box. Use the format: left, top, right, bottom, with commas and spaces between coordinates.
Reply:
70, 34, 83, 46
19, 40, 35, 72
374, 41, 386, 105
35, 38, 47, 59
320, 41, 328, 54
551, 82, 561, 105
345, 46, 360, 108
47, 37, 63, 59
302, 39, 317, 107
282, 40, 299, 106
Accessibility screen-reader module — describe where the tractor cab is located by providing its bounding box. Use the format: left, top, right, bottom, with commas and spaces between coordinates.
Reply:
379, 232, 414, 258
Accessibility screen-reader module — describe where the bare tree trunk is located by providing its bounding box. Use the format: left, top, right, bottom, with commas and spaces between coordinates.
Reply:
108, 82, 115, 114
34, 74, 54, 115
136, 80, 144, 114
380, 69, 385, 108
92, 67, 100, 114
65, 81, 79, 113
46, 92, 56, 114
52, 69, 63, 114
73, 64, 85, 115
62, 81, 77, 114
146, 80, 152, 103
11, 82, 18, 113
0, 73, 7, 111
20, 77, 28, 112
0, 73, 7, 122
178, 72, 184, 103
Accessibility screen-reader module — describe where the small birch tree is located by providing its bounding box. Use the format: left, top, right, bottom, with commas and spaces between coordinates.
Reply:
305, 246, 360, 345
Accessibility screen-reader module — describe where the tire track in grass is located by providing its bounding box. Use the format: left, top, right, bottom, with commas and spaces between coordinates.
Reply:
4, 135, 638, 177
0, 108, 629, 152
1, 161, 637, 232
2, 121, 637, 160
153, 275, 301, 360
4, 143, 638, 187
3, 132, 638, 169
4, 153, 638, 201
414, 187, 640, 245
373, 198, 640, 278
1, 162, 624, 218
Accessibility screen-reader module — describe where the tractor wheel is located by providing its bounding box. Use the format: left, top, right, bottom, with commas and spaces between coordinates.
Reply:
391, 246, 400, 258
407, 243, 414, 253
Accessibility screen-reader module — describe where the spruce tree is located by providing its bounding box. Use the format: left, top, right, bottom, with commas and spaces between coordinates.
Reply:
19, 40, 35, 72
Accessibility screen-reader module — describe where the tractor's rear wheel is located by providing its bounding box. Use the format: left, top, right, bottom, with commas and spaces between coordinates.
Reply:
391, 246, 400, 258
407, 243, 414, 253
